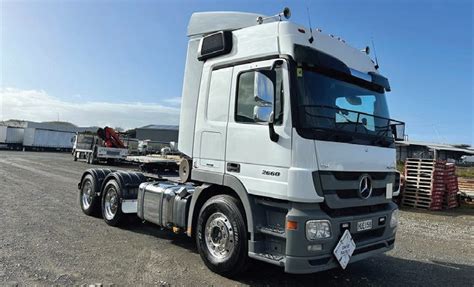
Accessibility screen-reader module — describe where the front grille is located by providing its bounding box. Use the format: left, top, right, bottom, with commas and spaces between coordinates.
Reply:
315, 171, 397, 209
336, 187, 385, 199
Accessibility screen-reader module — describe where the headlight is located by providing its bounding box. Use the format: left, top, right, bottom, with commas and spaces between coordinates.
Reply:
306, 220, 331, 240
390, 209, 399, 228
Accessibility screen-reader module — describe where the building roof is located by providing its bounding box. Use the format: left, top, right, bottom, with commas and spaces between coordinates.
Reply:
396, 140, 474, 155
137, 125, 179, 131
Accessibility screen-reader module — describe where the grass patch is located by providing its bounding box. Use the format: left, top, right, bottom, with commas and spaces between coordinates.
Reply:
457, 167, 474, 179
397, 161, 405, 174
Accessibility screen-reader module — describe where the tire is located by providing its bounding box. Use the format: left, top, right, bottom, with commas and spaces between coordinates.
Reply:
179, 158, 191, 183
196, 194, 249, 277
79, 174, 101, 216
101, 179, 124, 226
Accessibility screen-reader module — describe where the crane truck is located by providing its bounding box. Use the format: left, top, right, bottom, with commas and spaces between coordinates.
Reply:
72, 127, 128, 164
77, 8, 405, 276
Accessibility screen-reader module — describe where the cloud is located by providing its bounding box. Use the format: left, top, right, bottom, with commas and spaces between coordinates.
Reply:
162, 97, 182, 106
0, 87, 180, 129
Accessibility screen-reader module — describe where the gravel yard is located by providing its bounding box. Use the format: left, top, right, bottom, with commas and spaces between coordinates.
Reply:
0, 151, 472, 286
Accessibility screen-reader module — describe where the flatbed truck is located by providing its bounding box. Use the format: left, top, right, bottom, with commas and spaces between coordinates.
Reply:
78, 8, 404, 276
73, 133, 128, 164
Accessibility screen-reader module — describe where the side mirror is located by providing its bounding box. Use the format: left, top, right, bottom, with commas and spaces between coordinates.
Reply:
254, 71, 275, 107
253, 105, 273, 122
253, 70, 279, 142
391, 122, 405, 141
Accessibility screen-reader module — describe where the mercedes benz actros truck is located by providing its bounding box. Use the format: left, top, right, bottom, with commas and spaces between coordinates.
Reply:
77, 8, 405, 276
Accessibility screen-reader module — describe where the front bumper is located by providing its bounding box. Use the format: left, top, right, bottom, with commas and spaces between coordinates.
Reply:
283, 202, 398, 274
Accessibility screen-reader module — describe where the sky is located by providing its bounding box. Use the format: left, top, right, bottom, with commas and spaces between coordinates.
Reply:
0, 0, 472, 145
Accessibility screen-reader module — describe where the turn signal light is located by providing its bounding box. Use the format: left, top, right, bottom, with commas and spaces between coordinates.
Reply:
287, 220, 298, 230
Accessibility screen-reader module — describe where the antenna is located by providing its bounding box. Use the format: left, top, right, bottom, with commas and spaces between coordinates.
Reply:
371, 38, 379, 69
306, 3, 314, 43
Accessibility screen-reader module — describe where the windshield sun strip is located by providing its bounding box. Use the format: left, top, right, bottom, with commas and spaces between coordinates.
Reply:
300, 65, 385, 94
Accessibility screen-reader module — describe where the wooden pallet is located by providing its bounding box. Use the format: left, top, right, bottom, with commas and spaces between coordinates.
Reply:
401, 159, 460, 211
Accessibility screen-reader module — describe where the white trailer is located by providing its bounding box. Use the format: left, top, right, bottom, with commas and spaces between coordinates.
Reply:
0, 126, 24, 149
78, 8, 405, 276
23, 127, 75, 151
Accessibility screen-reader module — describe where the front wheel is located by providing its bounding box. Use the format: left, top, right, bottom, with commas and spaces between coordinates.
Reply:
101, 179, 124, 226
196, 195, 249, 277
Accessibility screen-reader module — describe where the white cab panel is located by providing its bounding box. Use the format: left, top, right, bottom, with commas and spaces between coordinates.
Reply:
193, 66, 233, 175
315, 140, 396, 172
278, 22, 377, 74
288, 129, 324, 202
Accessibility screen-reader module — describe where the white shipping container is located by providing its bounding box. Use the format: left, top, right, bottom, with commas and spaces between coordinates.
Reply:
23, 128, 75, 149
0, 126, 25, 144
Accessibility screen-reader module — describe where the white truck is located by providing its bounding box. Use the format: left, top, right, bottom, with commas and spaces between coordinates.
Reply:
72, 133, 128, 164
78, 8, 404, 276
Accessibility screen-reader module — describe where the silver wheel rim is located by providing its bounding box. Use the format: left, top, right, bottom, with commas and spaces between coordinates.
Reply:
104, 187, 118, 220
204, 212, 235, 261
82, 181, 93, 209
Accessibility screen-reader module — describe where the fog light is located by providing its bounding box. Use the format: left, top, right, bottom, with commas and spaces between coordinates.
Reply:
390, 209, 399, 228
306, 220, 331, 240
307, 244, 322, 251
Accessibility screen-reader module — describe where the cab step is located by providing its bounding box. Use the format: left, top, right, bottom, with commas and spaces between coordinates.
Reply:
257, 225, 286, 239
249, 252, 285, 267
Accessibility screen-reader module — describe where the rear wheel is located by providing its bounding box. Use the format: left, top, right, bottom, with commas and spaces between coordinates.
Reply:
196, 194, 248, 277
79, 174, 101, 216
101, 179, 124, 226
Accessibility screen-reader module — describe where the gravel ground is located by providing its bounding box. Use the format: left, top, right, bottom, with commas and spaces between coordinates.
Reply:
0, 151, 472, 286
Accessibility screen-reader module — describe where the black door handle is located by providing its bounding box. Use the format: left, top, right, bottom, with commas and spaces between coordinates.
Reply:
227, 163, 240, 173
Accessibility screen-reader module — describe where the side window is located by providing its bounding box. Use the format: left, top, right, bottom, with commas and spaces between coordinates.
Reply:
235, 68, 283, 124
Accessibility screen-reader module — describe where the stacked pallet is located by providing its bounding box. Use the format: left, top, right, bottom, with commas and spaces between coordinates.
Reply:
401, 159, 459, 210
458, 178, 474, 192
443, 163, 458, 209
458, 178, 474, 205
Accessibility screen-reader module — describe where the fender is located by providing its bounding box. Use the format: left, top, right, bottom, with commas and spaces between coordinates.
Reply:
78, 168, 115, 197
186, 172, 256, 238
101, 171, 147, 200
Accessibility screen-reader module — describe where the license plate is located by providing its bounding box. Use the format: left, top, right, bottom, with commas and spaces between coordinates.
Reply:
357, 219, 373, 231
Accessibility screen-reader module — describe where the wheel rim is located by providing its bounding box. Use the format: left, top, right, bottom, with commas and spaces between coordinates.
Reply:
104, 187, 119, 220
204, 212, 235, 261
81, 180, 93, 209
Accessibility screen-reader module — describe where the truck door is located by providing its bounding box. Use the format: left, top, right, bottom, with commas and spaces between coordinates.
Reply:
225, 59, 291, 199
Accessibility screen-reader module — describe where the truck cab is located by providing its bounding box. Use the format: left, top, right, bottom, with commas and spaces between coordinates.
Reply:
179, 11, 403, 273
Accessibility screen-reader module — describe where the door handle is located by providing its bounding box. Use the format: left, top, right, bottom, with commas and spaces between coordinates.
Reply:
227, 163, 240, 173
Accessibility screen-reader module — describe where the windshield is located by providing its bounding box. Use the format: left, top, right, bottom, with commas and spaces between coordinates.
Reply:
296, 67, 396, 147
